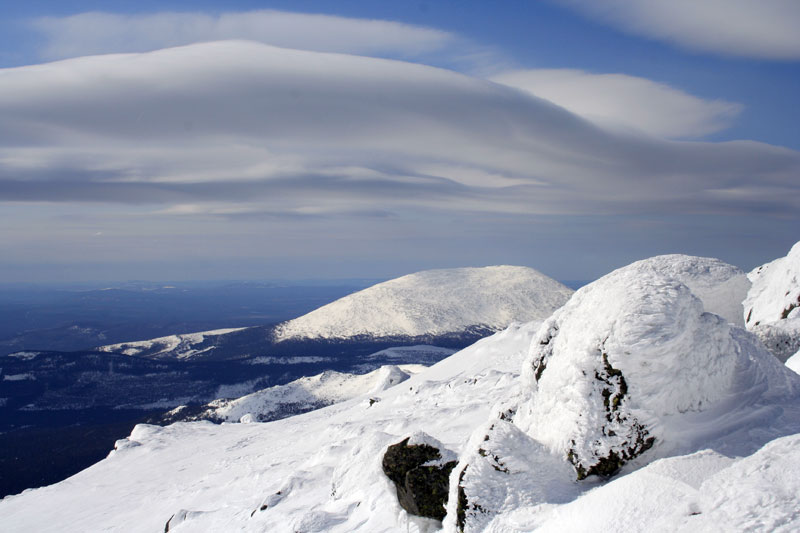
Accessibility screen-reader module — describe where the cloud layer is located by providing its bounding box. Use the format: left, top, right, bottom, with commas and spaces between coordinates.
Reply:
31, 10, 456, 61
1, 41, 796, 217
492, 69, 742, 139
0, 41, 797, 280
554, 0, 800, 60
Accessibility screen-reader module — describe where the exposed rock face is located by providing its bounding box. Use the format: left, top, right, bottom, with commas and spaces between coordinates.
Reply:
382, 433, 457, 521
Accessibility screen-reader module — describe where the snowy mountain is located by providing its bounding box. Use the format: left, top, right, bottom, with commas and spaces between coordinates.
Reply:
95, 265, 572, 362
4, 253, 800, 532
274, 266, 573, 340
744, 241, 800, 364
97, 328, 247, 360
158, 364, 427, 424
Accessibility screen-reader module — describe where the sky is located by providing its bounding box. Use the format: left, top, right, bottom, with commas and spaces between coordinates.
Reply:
0, 0, 798, 282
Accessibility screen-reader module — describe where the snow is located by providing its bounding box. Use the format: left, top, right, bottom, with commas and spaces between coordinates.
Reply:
2, 373, 35, 381
448, 255, 800, 532
744, 241, 800, 364
274, 266, 572, 340
98, 328, 245, 359
744, 240, 800, 327
0, 321, 540, 532
192, 364, 427, 423
515, 256, 798, 465
6, 351, 40, 360
3, 253, 800, 532
786, 350, 800, 374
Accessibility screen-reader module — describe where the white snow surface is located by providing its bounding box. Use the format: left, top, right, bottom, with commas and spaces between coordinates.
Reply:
515, 256, 798, 465
786, 349, 800, 374
97, 328, 245, 359
192, 364, 427, 423
0, 321, 540, 532
611, 254, 750, 326
274, 266, 573, 340
444, 255, 800, 532
744, 240, 800, 328
4, 255, 800, 532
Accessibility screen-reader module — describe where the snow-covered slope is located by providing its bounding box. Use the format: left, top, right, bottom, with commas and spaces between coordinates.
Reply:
274, 266, 573, 340
3, 255, 800, 533
98, 328, 246, 360
0, 321, 542, 532
164, 364, 427, 424
745, 241, 800, 362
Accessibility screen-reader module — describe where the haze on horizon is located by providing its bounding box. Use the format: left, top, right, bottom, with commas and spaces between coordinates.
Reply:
1, 1, 798, 283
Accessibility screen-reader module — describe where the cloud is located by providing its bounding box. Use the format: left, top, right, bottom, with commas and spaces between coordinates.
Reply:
30, 10, 457, 61
0, 41, 797, 221
0, 41, 798, 279
552, 0, 800, 60
491, 69, 742, 139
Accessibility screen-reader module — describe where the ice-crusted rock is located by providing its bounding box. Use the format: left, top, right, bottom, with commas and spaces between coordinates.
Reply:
744, 241, 800, 328
516, 257, 796, 477
744, 241, 800, 363
751, 316, 800, 363
447, 255, 799, 532
274, 266, 573, 340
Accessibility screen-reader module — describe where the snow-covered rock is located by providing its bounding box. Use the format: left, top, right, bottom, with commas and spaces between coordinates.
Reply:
517, 258, 796, 471
165, 364, 426, 424
449, 255, 799, 531
274, 266, 573, 340
744, 240, 800, 327
744, 241, 800, 363
751, 317, 800, 363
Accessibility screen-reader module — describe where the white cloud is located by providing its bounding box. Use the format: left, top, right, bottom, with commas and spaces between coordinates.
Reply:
492, 69, 742, 138
553, 0, 800, 60
0, 41, 796, 222
30, 10, 456, 61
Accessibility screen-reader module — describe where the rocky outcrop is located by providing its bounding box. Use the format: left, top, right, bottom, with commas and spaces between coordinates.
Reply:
445, 254, 800, 532
382, 433, 457, 521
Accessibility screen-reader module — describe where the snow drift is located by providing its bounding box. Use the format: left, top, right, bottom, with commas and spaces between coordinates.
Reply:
274, 266, 573, 340
448, 255, 799, 532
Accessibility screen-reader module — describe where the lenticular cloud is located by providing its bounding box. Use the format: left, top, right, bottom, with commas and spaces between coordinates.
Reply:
0, 40, 798, 219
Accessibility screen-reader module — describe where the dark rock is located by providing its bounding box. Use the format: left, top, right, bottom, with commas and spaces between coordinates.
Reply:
382, 436, 457, 521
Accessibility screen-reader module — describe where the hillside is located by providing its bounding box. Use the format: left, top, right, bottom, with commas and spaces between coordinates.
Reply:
274, 266, 573, 341
3, 253, 799, 532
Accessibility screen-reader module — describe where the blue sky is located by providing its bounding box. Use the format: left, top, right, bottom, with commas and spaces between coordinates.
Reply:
0, 1, 798, 282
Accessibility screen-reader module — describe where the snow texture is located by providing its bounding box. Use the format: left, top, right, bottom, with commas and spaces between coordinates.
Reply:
745, 240, 800, 328
274, 266, 572, 340
0, 321, 540, 532
448, 255, 799, 532
744, 241, 800, 363
516, 256, 797, 465
185, 364, 426, 423
98, 328, 245, 359
4, 254, 800, 533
